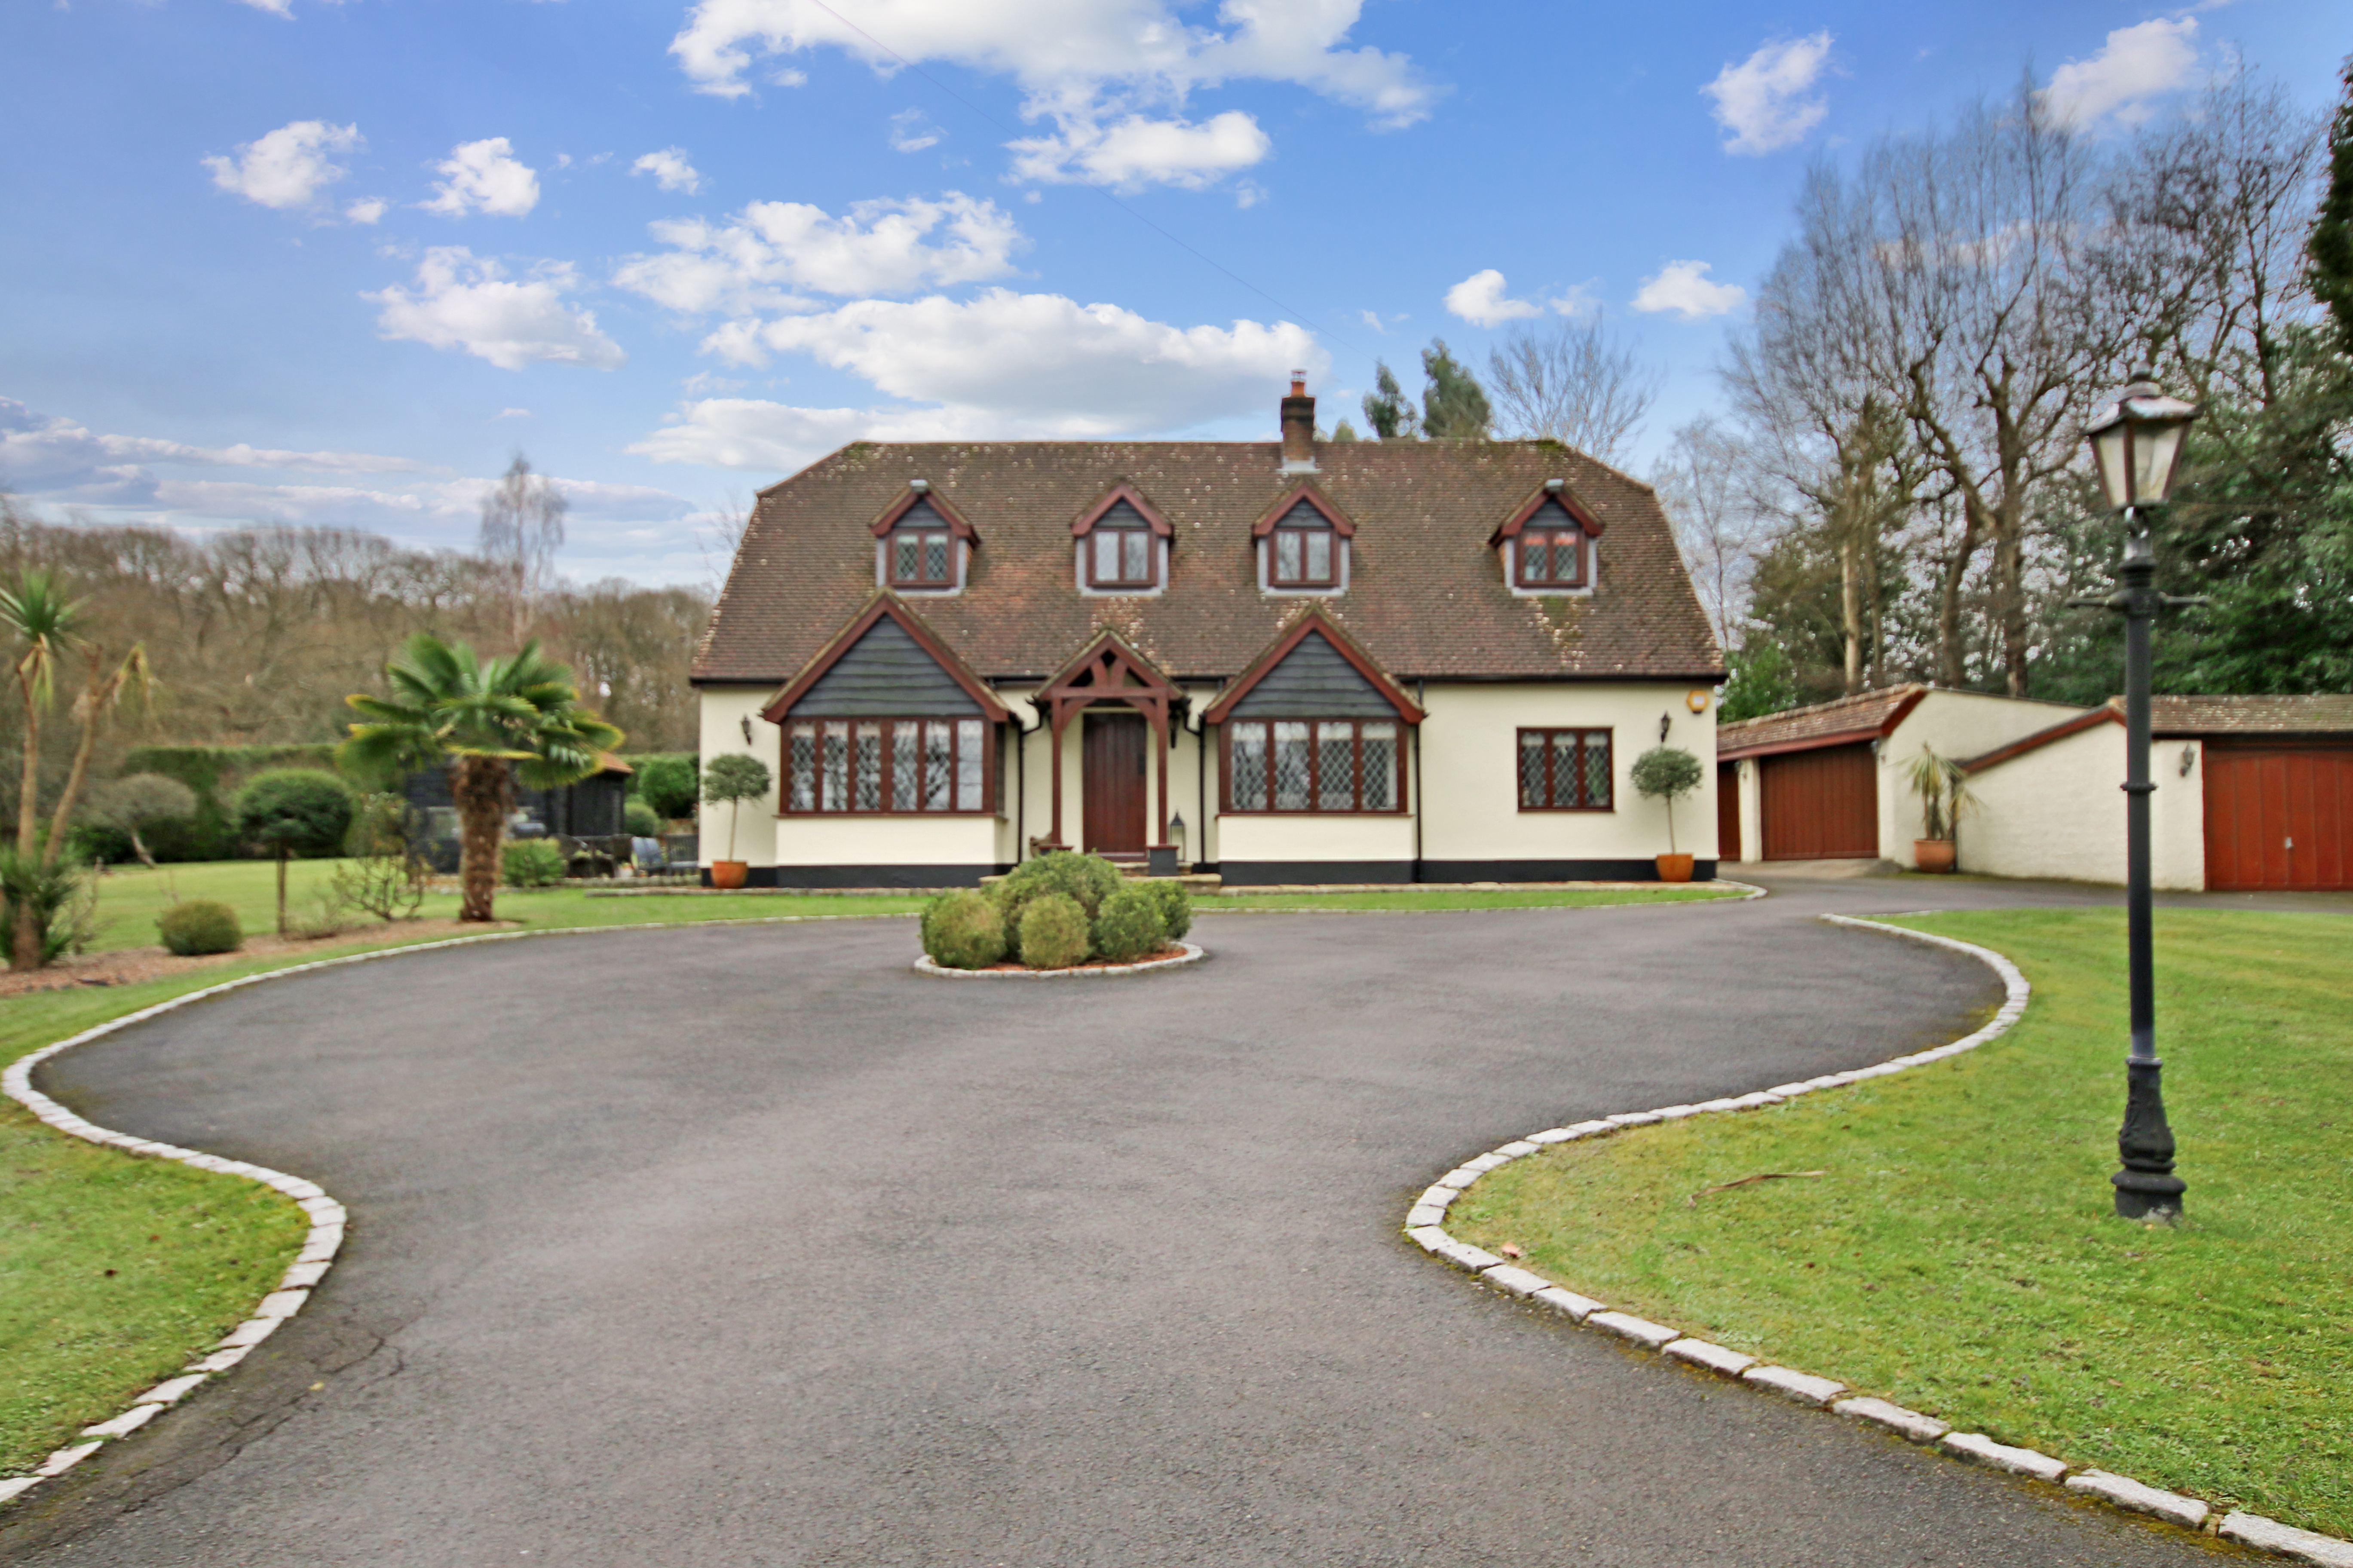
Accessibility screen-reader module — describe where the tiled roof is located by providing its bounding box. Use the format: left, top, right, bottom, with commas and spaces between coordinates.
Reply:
1715, 685, 1930, 760
2147, 694, 2353, 735
692, 439, 1722, 686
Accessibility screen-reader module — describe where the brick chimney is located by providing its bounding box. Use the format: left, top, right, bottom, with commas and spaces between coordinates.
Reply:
1279, 371, 1317, 473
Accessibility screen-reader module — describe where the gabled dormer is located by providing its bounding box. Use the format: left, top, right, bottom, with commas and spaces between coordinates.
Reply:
1491, 479, 1603, 596
870, 481, 977, 595
1253, 484, 1353, 597
1072, 482, 1172, 596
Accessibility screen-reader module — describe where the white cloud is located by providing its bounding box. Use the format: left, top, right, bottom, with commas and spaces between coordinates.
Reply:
202, 120, 362, 211
367, 248, 626, 371
1632, 260, 1746, 320
423, 138, 541, 218
612, 193, 1024, 314
1443, 269, 1543, 329
494, 407, 534, 420
1008, 110, 1271, 190
634, 288, 1324, 470
344, 196, 388, 225
889, 109, 943, 153
1550, 281, 1600, 319
0, 395, 424, 499
668, 0, 1433, 192
1703, 32, 1834, 155
632, 147, 704, 194
2037, 18, 2200, 129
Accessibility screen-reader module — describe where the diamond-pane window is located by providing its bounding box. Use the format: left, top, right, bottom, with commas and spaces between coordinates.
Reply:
1361, 723, 1397, 810
924, 721, 953, 810
1229, 723, 1268, 810
853, 723, 883, 811
892, 722, 920, 810
783, 712, 990, 814
1519, 732, 1546, 808
1226, 717, 1406, 813
1317, 722, 1355, 810
1272, 722, 1311, 809
789, 726, 817, 812
1517, 728, 1612, 809
956, 720, 984, 811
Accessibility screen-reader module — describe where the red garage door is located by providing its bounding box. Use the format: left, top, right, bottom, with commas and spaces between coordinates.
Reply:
2203, 743, 2353, 890
1717, 762, 1742, 862
1760, 743, 1878, 861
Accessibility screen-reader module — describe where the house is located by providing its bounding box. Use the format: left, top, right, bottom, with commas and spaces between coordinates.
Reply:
1716, 686, 2084, 867
691, 379, 1726, 888
1959, 695, 2353, 891
401, 756, 633, 872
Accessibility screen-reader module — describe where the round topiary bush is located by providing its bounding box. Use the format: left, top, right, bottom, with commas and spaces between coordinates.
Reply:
233, 769, 357, 859
1017, 891, 1091, 970
158, 899, 242, 956
623, 797, 662, 837
1143, 878, 1191, 940
1092, 883, 1168, 962
502, 839, 567, 888
922, 888, 1008, 970
993, 851, 1124, 959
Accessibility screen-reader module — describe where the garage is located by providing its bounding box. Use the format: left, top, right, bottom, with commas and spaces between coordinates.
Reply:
1759, 742, 1879, 860
2201, 741, 2353, 891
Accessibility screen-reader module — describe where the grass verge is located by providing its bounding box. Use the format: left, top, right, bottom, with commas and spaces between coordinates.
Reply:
2, 891, 926, 1482
1451, 908, 2353, 1539
1206, 885, 1743, 912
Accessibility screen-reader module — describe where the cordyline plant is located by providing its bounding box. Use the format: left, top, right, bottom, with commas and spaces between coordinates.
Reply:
336, 634, 622, 922
3, 570, 151, 970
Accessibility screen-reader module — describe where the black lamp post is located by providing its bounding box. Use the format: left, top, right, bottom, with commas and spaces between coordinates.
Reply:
2080, 370, 2198, 1221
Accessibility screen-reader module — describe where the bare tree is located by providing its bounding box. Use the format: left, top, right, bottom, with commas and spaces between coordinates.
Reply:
1486, 317, 1663, 465
478, 453, 569, 649
1649, 416, 1766, 649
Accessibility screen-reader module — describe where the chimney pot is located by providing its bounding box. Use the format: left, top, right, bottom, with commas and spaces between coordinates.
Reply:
1280, 376, 1316, 471
909, 478, 929, 493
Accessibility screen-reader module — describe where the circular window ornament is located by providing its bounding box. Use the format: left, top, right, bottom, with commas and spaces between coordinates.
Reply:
1686, 689, 1711, 714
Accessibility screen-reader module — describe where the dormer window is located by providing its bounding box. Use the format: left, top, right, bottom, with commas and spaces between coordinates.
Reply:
1252, 486, 1354, 596
1493, 484, 1603, 597
871, 486, 978, 595
1071, 484, 1172, 595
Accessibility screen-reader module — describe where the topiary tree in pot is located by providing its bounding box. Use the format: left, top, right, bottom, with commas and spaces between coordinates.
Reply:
1904, 746, 1978, 874
234, 769, 356, 934
1630, 745, 1705, 883
700, 753, 771, 889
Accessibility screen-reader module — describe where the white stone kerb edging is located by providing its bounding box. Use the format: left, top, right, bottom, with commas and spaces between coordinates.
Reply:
0, 911, 919, 1508
912, 940, 1206, 979
1401, 913, 2353, 1567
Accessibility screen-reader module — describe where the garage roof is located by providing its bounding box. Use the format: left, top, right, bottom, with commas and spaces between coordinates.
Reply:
1962, 693, 2353, 775
1716, 685, 1928, 763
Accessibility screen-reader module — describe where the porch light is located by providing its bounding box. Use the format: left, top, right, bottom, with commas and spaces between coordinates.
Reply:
2084, 371, 2196, 511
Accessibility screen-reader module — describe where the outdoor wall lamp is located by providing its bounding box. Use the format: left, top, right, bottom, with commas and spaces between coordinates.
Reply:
2076, 368, 2200, 1222
1658, 713, 1671, 743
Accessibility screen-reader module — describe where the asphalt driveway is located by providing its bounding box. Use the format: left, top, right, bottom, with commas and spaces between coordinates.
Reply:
7, 877, 2243, 1566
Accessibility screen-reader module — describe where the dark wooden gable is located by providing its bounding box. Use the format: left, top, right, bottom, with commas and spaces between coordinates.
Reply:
1269, 499, 1332, 531
889, 497, 952, 533
1229, 631, 1399, 717
1093, 499, 1154, 531
789, 616, 984, 717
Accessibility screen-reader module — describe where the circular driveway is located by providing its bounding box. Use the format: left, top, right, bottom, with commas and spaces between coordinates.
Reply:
11, 881, 2223, 1565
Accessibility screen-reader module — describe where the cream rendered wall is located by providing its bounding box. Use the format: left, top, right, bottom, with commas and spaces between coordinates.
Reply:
696, 685, 781, 867
1216, 812, 1415, 863
1415, 683, 1718, 863
1735, 757, 1762, 865
1960, 722, 2205, 889
1879, 692, 2091, 867
775, 813, 998, 868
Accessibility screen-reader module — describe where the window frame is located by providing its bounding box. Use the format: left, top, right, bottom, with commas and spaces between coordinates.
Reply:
1516, 726, 1614, 812
1267, 524, 1340, 590
780, 716, 996, 816
884, 527, 956, 590
1219, 717, 1406, 815
1084, 523, 1159, 591
1516, 527, 1587, 590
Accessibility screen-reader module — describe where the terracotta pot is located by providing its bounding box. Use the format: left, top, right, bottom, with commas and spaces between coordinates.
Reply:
1655, 853, 1695, 884
710, 859, 750, 890
1913, 839, 1957, 874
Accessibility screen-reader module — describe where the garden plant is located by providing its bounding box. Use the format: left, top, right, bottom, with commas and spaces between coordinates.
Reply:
156, 898, 242, 956
699, 753, 771, 866
917, 852, 1189, 971
502, 839, 567, 888
233, 769, 356, 935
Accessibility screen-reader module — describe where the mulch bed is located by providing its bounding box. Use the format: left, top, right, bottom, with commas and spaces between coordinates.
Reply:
969, 946, 1189, 973
0, 919, 517, 1001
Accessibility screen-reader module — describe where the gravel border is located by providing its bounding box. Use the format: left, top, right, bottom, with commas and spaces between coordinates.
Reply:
913, 940, 1206, 979
1402, 913, 2353, 1568
0, 911, 920, 1508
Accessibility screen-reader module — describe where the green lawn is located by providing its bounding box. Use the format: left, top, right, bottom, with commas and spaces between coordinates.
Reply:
1205, 885, 1743, 912
1451, 908, 2353, 1540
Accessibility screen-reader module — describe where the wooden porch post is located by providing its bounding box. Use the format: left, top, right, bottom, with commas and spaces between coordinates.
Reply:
1048, 704, 1068, 849
1152, 701, 1170, 848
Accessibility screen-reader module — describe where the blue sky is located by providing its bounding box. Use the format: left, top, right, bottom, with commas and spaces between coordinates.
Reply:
1, 0, 2344, 584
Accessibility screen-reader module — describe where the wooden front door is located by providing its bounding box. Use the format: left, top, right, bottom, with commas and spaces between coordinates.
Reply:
1082, 710, 1149, 855
1717, 763, 1742, 862
2203, 743, 2353, 890
1760, 743, 1878, 860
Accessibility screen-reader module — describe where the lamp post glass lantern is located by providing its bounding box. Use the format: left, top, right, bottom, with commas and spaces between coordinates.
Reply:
2081, 370, 2198, 1221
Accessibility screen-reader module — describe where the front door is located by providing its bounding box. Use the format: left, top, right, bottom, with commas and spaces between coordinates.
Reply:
1082, 710, 1149, 855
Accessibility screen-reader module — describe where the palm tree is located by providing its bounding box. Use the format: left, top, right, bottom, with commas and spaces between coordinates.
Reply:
3, 571, 82, 860
337, 635, 623, 923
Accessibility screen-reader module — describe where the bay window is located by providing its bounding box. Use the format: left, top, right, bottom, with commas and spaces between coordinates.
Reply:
1225, 719, 1400, 812
784, 718, 992, 814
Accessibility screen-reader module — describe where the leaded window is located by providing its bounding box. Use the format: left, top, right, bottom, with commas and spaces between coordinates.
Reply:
1518, 728, 1612, 810
1225, 719, 1402, 812
1517, 528, 1585, 588
1088, 526, 1156, 589
888, 528, 953, 588
783, 718, 991, 813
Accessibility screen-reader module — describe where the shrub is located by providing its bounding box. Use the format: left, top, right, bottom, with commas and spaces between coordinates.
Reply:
624, 797, 663, 837
1092, 883, 1168, 962
502, 839, 567, 887
1143, 877, 1192, 940
922, 889, 1008, 969
1017, 892, 1091, 970
993, 853, 1124, 956
633, 755, 700, 821
233, 769, 357, 859
331, 793, 427, 922
158, 899, 242, 956
86, 773, 199, 867
0, 848, 95, 966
